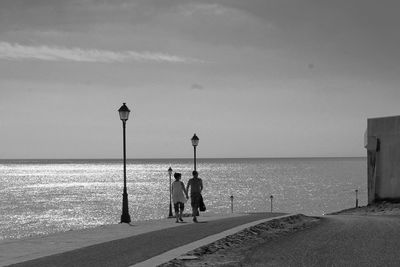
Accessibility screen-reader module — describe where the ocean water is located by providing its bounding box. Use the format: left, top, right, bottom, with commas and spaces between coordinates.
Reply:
0, 157, 366, 241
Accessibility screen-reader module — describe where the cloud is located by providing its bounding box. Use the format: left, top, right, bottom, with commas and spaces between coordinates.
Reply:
179, 3, 229, 17
191, 83, 204, 90
0, 42, 203, 63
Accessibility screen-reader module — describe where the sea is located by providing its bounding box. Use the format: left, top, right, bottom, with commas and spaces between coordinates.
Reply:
0, 157, 366, 241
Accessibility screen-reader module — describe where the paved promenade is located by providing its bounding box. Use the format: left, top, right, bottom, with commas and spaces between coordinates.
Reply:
1, 212, 285, 267
241, 215, 400, 266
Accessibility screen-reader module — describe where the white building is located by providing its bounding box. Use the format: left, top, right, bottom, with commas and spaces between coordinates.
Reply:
365, 115, 400, 204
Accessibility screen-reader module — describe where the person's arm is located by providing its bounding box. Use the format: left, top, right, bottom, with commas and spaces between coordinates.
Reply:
186, 180, 191, 196
181, 182, 188, 198
200, 179, 203, 192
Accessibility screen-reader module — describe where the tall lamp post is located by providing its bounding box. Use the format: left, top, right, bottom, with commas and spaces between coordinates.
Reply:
168, 167, 173, 217
118, 103, 131, 224
191, 134, 199, 171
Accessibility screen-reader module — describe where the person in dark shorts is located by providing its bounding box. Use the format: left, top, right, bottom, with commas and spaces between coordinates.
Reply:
186, 171, 203, 223
172, 172, 188, 223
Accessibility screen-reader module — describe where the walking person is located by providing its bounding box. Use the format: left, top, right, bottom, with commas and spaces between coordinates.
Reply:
172, 172, 188, 223
186, 171, 203, 223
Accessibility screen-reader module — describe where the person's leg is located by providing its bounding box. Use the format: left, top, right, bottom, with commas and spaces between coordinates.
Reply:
190, 195, 197, 222
192, 208, 197, 222
179, 203, 184, 221
174, 203, 179, 222
191, 194, 199, 222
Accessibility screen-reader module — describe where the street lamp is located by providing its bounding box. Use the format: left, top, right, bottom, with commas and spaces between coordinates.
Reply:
168, 167, 173, 218
191, 134, 199, 171
118, 103, 131, 224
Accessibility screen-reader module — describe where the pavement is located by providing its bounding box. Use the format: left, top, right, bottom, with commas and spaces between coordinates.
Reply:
241, 214, 400, 266
0, 212, 287, 267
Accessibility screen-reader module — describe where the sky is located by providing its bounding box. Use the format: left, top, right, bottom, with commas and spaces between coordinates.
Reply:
1, 0, 400, 159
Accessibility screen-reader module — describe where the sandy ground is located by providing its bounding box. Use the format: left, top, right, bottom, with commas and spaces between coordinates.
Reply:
161, 202, 400, 267
329, 201, 400, 216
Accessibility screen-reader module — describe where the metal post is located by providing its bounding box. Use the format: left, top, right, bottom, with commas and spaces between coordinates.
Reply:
169, 171, 173, 217
355, 189, 359, 208
230, 195, 234, 213
121, 121, 131, 223
194, 146, 197, 171
270, 195, 273, 213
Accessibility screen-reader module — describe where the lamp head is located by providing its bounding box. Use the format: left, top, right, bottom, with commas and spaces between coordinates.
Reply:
168, 167, 173, 175
118, 103, 131, 121
191, 134, 199, 147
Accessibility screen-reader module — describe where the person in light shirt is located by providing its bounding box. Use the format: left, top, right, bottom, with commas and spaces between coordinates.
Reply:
172, 172, 188, 223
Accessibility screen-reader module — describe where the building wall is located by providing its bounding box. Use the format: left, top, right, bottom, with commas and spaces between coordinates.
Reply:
367, 116, 400, 203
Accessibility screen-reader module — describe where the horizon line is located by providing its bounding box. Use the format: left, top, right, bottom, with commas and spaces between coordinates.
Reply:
0, 156, 367, 161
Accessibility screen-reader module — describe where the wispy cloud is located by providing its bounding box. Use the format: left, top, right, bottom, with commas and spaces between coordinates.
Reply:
179, 3, 229, 17
191, 83, 204, 90
0, 42, 203, 64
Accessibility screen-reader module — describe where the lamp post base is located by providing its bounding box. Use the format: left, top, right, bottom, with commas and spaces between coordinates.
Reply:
121, 191, 131, 223
121, 214, 131, 223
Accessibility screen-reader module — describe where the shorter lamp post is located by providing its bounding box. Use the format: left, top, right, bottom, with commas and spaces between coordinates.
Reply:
168, 167, 173, 217
191, 134, 199, 171
355, 189, 359, 208
230, 195, 234, 213
270, 195, 273, 213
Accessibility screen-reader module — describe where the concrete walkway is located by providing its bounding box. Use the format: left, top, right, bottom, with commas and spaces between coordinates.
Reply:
1, 212, 286, 267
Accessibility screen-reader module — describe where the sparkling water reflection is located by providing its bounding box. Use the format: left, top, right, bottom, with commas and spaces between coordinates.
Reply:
0, 158, 366, 240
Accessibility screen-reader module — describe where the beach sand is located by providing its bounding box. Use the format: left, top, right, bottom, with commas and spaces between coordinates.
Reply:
160, 202, 400, 266
329, 201, 400, 216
